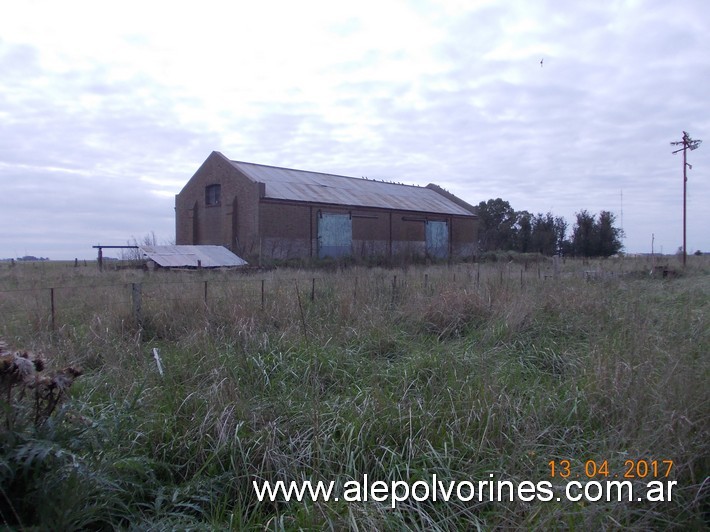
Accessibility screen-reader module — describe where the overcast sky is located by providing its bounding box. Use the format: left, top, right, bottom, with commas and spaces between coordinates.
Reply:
1, 0, 708, 260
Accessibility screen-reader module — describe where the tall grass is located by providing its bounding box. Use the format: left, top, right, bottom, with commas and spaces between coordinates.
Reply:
0, 256, 708, 529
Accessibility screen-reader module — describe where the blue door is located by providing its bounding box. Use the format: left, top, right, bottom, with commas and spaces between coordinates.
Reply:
318, 213, 352, 258
426, 221, 448, 258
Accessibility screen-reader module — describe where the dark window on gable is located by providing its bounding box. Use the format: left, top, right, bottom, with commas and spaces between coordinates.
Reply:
205, 184, 221, 206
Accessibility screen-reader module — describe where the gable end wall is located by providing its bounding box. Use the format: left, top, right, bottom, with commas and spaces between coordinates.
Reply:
175, 152, 261, 255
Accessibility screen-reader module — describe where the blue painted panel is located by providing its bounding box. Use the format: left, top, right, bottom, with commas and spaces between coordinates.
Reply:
426, 221, 448, 258
318, 213, 352, 258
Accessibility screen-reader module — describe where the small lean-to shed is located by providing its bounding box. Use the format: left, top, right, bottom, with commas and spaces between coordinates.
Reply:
175, 152, 478, 261
140, 245, 247, 269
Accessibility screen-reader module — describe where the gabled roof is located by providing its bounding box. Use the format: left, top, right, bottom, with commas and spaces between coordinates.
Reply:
140, 245, 247, 268
225, 157, 476, 216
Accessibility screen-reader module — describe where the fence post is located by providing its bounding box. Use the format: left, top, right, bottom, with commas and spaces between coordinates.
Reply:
311, 277, 315, 302
50, 287, 55, 331
424, 273, 428, 289
204, 280, 208, 306
132, 283, 142, 326
261, 279, 265, 309
294, 281, 309, 343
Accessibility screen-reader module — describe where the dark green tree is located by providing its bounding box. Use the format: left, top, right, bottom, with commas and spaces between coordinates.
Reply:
476, 198, 517, 252
570, 210, 623, 257
522, 212, 569, 256
596, 210, 624, 257
572, 210, 597, 257
530, 213, 557, 255
514, 210, 533, 253
553, 216, 569, 256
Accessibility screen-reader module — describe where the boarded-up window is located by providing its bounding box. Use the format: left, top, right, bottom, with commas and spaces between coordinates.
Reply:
205, 184, 221, 206
426, 220, 448, 258
318, 213, 352, 258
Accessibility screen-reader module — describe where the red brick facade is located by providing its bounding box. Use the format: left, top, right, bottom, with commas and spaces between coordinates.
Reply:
176, 152, 478, 261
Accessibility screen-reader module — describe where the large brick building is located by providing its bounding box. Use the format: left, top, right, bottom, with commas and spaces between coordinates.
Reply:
175, 151, 478, 261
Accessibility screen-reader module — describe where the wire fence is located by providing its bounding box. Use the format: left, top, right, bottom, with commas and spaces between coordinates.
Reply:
0, 255, 678, 339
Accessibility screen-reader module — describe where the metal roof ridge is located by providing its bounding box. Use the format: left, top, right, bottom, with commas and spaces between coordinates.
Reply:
230, 159, 425, 189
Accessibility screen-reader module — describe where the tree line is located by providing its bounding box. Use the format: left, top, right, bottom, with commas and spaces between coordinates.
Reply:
476, 198, 624, 257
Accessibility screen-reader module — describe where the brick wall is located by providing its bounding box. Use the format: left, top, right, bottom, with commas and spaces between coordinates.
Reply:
255, 203, 477, 260
176, 153, 479, 261
175, 152, 262, 257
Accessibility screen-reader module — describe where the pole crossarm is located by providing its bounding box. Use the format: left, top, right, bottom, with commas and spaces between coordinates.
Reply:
671, 131, 702, 152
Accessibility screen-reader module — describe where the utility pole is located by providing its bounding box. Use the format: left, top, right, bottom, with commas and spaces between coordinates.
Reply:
620, 189, 624, 245
651, 233, 655, 270
671, 131, 702, 267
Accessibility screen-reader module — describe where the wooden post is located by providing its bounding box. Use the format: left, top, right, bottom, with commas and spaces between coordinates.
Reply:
204, 280, 208, 305
98, 247, 103, 271
261, 279, 265, 309
132, 283, 142, 326
311, 277, 315, 302
424, 273, 428, 289
294, 281, 309, 343
50, 288, 55, 331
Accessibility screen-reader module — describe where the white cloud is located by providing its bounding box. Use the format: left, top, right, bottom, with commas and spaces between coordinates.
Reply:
1, 0, 709, 258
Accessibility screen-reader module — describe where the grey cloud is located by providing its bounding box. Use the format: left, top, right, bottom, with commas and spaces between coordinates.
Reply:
2, 1, 709, 258
0, 41, 222, 258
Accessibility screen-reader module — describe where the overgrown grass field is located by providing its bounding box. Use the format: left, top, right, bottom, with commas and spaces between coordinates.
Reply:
1, 256, 708, 530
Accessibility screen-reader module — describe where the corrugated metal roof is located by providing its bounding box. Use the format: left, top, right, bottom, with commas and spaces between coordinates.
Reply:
229, 160, 474, 216
140, 245, 248, 268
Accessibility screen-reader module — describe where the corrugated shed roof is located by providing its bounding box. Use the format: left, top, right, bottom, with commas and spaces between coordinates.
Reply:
140, 246, 248, 268
229, 160, 474, 216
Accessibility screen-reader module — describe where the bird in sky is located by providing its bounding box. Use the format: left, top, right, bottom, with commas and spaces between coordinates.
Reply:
540, 58, 544, 67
